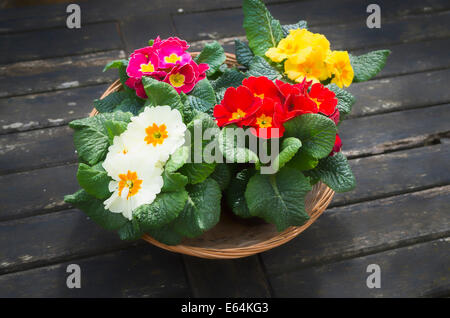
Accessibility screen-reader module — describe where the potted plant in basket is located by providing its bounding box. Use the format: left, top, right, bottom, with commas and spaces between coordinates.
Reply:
65, 0, 389, 258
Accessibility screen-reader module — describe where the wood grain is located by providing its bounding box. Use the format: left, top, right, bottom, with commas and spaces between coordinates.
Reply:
266, 238, 450, 297
0, 50, 125, 98
0, 85, 107, 134
0, 22, 122, 64
0, 245, 190, 297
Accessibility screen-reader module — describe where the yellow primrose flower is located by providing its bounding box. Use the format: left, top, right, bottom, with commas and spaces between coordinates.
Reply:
284, 48, 330, 83
266, 29, 330, 63
326, 50, 354, 88
266, 28, 332, 83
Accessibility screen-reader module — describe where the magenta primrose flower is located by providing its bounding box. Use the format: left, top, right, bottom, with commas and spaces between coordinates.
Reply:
164, 60, 209, 94
125, 36, 209, 98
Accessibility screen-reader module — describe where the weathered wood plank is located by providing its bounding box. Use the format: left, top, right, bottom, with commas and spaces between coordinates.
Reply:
0, 125, 75, 175
0, 0, 290, 33
265, 238, 450, 297
348, 69, 450, 118
262, 186, 450, 273
120, 13, 176, 54
341, 104, 450, 157
0, 164, 77, 221
0, 22, 122, 64
0, 245, 190, 297
0, 209, 134, 274
175, 1, 450, 45
371, 38, 450, 79
0, 50, 125, 98
0, 85, 107, 134
314, 11, 450, 51
334, 144, 450, 206
182, 255, 271, 297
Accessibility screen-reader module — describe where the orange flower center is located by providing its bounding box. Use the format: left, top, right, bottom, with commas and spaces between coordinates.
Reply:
118, 170, 143, 199
144, 123, 169, 146
165, 53, 182, 64
256, 114, 273, 128
169, 73, 185, 87
254, 93, 265, 99
230, 109, 247, 121
140, 62, 155, 73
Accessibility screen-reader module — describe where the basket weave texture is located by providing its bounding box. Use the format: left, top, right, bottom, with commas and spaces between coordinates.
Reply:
89, 52, 335, 259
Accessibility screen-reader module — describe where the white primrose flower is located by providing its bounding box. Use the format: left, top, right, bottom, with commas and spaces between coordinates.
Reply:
124, 106, 187, 162
102, 151, 163, 220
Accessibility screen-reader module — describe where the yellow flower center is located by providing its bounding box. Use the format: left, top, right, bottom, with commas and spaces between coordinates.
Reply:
169, 73, 185, 88
140, 62, 155, 73
165, 53, 182, 64
256, 114, 273, 128
230, 109, 247, 121
310, 97, 322, 110
144, 123, 169, 146
254, 93, 265, 99
118, 170, 142, 199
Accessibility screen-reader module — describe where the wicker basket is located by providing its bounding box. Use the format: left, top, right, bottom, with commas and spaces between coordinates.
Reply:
89, 53, 335, 259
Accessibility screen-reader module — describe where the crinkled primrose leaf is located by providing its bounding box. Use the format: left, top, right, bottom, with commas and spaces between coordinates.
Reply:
245, 167, 311, 231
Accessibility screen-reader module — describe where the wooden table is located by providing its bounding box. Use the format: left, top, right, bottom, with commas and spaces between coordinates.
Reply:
0, 0, 449, 297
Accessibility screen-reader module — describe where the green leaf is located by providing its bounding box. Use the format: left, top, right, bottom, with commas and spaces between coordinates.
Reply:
141, 76, 183, 111
243, 0, 284, 57
194, 41, 226, 76
226, 168, 255, 218
209, 163, 232, 190
76, 163, 111, 199
103, 59, 127, 72
114, 95, 144, 115
180, 92, 198, 123
179, 163, 216, 185
103, 120, 128, 143
284, 114, 337, 159
326, 84, 355, 116
187, 79, 217, 113
69, 112, 132, 165
93, 91, 128, 113
134, 190, 188, 231
287, 149, 319, 171
350, 50, 391, 82
148, 39, 154, 46
307, 152, 356, 192
118, 64, 134, 94
282, 20, 307, 36
247, 56, 282, 80
161, 171, 188, 192
271, 137, 301, 172
165, 146, 190, 173
117, 219, 143, 241
64, 189, 128, 230
218, 126, 259, 164
245, 167, 312, 231
172, 178, 222, 238
235, 39, 254, 68
146, 222, 183, 245
212, 68, 247, 91
180, 113, 218, 184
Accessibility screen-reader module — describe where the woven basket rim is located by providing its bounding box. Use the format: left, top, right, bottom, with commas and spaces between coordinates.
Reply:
90, 52, 335, 259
